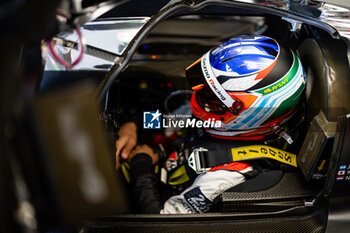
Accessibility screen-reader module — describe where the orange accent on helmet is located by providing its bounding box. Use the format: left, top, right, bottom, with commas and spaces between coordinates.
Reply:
192, 84, 205, 92
228, 92, 258, 110
254, 58, 278, 80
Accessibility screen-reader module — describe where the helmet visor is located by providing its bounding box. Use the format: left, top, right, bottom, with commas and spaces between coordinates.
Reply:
187, 59, 232, 114
193, 84, 229, 115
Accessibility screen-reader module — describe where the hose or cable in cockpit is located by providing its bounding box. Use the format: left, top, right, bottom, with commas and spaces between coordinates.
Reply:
164, 90, 193, 114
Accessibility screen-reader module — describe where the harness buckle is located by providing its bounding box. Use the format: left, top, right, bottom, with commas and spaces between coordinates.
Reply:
188, 147, 210, 174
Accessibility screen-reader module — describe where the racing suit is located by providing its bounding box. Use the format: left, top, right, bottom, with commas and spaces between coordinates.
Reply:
125, 103, 303, 214
130, 153, 254, 214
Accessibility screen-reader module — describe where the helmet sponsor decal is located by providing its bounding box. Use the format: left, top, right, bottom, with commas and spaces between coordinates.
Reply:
255, 52, 300, 95
201, 52, 236, 109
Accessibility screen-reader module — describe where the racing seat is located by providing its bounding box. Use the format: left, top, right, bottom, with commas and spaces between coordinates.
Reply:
191, 136, 323, 213
221, 171, 321, 212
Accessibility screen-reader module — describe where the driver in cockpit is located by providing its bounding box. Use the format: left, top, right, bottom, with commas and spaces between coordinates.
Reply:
116, 35, 306, 214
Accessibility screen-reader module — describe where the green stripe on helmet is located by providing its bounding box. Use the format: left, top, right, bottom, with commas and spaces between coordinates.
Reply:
255, 52, 299, 96
264, 83, 305, 123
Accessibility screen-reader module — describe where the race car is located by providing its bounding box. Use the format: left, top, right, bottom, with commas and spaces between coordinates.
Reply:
1, 0, 350, 232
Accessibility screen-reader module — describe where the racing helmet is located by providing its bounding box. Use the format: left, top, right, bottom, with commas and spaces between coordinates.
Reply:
187, 35, 306, 140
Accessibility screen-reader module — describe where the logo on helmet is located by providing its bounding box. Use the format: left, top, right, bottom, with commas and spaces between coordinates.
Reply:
202, 57, 227, 101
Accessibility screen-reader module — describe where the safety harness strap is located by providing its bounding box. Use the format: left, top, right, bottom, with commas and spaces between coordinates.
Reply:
188, 145, 297, 174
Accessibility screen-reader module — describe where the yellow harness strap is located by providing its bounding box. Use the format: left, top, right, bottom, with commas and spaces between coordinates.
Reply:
231, 145, 297, 167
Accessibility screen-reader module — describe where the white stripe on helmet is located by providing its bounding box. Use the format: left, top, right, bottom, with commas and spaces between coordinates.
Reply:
201, 52, 235, 109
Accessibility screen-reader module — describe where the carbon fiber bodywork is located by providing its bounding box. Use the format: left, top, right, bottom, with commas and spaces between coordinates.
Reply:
81, 205, 328, 233
222, 172, 321, 212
